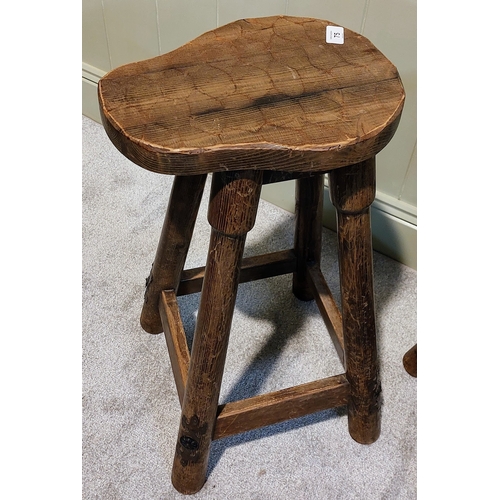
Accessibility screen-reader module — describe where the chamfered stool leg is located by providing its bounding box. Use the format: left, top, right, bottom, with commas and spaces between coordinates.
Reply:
329, 158, 381, 445
293, 174, 324, 301
140, 174, 207, 334
171, 170, 263, 494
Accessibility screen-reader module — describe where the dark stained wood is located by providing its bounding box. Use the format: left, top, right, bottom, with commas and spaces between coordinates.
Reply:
262, 170, 325, 185
98, 16, 404, 176
306, 263, 345, 366
293, 175, 324, 301
177, 249, 297, 296
98, 15, 407, 495
213, 374, 350, 440
159, 290, 191, 404
140, 174, 207, 333
403, 344, 417, 377
329, 158, 381, 445
171, 171, 263, 495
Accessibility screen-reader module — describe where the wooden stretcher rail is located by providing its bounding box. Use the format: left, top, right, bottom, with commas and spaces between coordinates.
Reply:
159, 260, 350, 439
177, 249, 297, 296
160, 288, 350, 441
306, 263, 345, 367
213, 374, 350, 440
159, 290, 190, 404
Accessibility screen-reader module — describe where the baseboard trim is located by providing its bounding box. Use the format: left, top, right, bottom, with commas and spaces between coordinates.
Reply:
82, 65, 106, 123
261, 183, 417, 270
83, 63, 106, 83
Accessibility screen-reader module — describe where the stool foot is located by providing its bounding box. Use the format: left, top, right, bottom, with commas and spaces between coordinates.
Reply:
330, 159, 381, 445
140, 174, 207, 334
403, 344, 417, 377
293, 175, 324, 301
171, 171, 262, 494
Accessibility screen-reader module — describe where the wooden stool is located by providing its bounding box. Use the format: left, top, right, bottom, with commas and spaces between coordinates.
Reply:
98, 16, 405, 494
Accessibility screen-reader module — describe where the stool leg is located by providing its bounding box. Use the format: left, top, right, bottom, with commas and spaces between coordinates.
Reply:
329, 158, 381, 445
171, 170, 263, 494
403, 344, 417, 377
293, 175, 324, 301
140, 174, 207, 334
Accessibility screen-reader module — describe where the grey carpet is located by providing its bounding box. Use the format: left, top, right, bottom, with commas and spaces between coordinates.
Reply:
82, 115, 417, 499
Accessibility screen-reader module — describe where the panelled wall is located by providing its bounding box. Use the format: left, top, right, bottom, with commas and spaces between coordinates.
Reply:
83, 0, 417, 269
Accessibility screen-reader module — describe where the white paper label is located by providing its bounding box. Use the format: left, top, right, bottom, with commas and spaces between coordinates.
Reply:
326, 26, 344, 44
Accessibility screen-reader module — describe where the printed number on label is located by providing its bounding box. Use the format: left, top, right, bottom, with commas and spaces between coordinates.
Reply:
326, 26, 344, 44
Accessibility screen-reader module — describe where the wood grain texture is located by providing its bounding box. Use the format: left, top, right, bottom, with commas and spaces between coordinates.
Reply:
140, 174, 207, 333
329, 159, 381, 445
97, 15, 406, 494
213, 374, 350, 440
306, 262, 345, 366
171, 171, 262, 494
98, 15, 404, 175
293, 175, 324, 300
159, 290, 190, 404
177, 249, 297, 296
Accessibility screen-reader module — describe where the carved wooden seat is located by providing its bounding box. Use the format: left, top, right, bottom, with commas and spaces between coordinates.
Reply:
98, 15, 405, 494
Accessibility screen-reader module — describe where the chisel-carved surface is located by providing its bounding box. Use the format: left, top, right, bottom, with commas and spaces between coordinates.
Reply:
99, 16, 404, 175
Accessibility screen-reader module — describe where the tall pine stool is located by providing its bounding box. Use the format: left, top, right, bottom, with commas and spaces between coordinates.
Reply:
98, 16, 405, 494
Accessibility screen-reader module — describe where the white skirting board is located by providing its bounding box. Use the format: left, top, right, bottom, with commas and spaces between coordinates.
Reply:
83, 74, 417, 271
82, 65, 104, 123
261, 182, 417, 271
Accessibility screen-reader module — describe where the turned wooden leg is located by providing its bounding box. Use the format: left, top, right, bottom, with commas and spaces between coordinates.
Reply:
329, 158, 381, 445
293, 175, 324, 301
403, 344, 417, 377
171, 170, 263, 494
140, 174, 207, 334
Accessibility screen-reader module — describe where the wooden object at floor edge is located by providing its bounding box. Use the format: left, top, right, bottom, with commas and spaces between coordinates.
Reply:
403, 344, 417, 378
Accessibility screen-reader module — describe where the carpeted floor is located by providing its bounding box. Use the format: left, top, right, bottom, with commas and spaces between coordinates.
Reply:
82, 115, 417, 499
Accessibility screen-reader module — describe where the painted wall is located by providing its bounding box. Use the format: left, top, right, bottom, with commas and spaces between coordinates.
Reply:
83, 0, 417, 269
